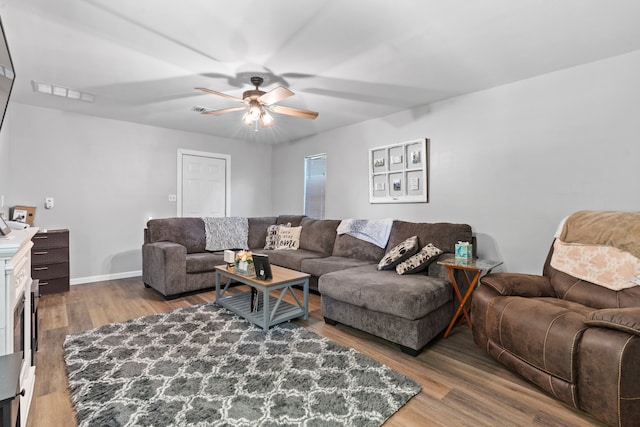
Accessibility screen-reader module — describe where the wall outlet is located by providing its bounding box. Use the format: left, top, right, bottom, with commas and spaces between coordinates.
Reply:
168, 194, 177, 202
45, 197, 54, 209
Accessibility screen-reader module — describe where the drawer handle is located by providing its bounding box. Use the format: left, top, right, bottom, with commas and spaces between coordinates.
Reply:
34, 267, 49, 271
40, 281, 49, 286
34, 251, 49, 255
34, 236, 48, 239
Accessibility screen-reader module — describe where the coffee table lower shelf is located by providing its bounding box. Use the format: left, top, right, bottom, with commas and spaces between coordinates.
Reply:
216, 291, 305, 330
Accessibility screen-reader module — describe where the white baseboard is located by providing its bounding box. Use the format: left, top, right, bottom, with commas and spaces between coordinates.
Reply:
71, 270, 142, 285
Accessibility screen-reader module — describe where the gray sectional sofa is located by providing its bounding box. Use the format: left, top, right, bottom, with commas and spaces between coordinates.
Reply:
142, 215, 472, 355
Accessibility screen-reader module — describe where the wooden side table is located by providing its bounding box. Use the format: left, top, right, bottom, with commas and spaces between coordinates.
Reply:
437, 256, 503, 338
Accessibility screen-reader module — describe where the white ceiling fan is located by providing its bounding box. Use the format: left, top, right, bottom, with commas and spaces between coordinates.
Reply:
195, 76, 319, 128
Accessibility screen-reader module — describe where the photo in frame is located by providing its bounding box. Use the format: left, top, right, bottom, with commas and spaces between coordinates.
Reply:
369, 138, 428, 204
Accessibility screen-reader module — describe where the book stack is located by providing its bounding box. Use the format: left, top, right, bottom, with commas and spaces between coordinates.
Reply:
250, 288, 259, 312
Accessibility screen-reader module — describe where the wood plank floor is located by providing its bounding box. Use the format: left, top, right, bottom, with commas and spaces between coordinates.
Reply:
27, 278, 605, 427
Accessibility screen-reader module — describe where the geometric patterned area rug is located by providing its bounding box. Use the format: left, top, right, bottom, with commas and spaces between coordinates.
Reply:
63, 303, 421, 426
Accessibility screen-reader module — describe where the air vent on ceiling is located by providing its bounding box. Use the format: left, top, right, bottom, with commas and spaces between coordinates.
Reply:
191, 105, 210, 113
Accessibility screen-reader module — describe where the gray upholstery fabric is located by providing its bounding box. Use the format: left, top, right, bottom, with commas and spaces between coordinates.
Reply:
254, 248, 326, 271
185, 252, 225, 274
385, 221, 472, 255
276, 215, 306, 226
146, 217, 206, 254
142, 241, 186, 296
321, 294, 454, 351
247, 217, 277, 249
333, 234, 385, 262
299, 218, 341, 255
318, 265, 452, 320
301, 256, 376, 278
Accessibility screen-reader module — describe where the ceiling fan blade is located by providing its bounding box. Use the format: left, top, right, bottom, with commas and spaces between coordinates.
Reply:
195, 87, 245, 103
258, 86, 294, 105
202, 106, 247, 115
270, 105, 319, 120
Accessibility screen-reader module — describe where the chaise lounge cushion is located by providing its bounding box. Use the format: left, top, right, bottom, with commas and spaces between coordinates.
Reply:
319, 265, 452, 321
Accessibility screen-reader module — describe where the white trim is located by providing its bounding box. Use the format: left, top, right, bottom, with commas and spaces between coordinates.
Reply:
70, 270, 142, 285
177, 149, 231, 217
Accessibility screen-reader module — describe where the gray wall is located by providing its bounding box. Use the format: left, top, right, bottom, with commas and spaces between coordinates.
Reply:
4, 103, 273, 282
272, 49, 640, 274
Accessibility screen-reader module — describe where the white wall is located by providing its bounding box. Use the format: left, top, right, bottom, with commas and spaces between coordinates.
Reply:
5, 104, 273, 282
272, 50, 640, 274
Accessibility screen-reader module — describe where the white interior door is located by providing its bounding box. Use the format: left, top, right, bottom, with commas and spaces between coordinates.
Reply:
178, 149, 230, 217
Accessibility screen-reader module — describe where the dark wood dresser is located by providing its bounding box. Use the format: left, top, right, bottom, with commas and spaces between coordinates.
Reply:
31, 229, 70, 295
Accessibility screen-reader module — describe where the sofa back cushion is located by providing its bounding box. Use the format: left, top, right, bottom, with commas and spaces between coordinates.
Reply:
277, 215, 306, 227
298, 218, 341, 255
333, 234, 385, 262
146, 218, 206, 253
543, 241, 640, 308
386, 220, 472, 255
247, 217, 277, 249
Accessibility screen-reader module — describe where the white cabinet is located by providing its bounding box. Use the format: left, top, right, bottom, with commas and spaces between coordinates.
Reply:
1, 227, 38, 427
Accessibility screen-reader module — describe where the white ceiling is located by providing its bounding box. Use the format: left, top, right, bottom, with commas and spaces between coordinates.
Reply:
2, 0, 640, 143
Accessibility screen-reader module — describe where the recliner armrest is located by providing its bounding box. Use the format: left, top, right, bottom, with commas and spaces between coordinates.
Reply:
585, 307, 640, 336
480, 272, 556, 297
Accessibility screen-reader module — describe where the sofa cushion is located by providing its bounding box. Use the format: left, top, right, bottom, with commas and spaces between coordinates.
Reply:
253, 248, 325, 271
301, 256, 376, 277
318, 265, 452, 321
386, 220, 472, 255
274, 226, 302, 250
186, 252, 225, 273
277, 215, 306, 226
483, 296, 592, 383
377, 236, 419, 270
396, 243, 443, 275
332, 234, 385, 262
247, 217, 277, 249
299, 218, 341, 255
147, 217, 206, 254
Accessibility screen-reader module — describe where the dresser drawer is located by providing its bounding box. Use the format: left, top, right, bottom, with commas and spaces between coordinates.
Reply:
32, 230, 69, 250
32, 262, 69, 280
38, 277, 70, 295
31, 247, 69, 265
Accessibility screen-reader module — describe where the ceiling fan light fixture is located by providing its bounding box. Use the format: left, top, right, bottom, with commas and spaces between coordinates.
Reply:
260, 111, 274, 128
242, 111, 253, 125
248, 101, 262, 121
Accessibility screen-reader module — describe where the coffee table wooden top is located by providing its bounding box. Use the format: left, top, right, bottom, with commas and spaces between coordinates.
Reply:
215, 264, 310, 287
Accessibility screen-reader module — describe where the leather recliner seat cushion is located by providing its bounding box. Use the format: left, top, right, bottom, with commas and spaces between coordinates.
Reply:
484, 296, 593, 382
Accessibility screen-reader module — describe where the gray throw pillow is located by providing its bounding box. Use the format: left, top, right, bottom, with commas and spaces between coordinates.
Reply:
377, 235, 419, 270
396, 243, 443, 275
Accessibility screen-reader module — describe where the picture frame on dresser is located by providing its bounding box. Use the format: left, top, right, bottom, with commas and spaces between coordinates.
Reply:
369, 138, 429, 204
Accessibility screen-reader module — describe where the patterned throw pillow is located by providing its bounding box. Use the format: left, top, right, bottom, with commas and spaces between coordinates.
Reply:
377, 236, 420, 270
274, 226, 302, 250
264, 224, 282, 250
396, 243, 443, 275
264, 223, 293, 250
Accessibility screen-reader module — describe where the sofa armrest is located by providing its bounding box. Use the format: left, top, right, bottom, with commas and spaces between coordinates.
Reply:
480, 272, 556, 297
142, 241, 187, 296
585, 308, 640, 336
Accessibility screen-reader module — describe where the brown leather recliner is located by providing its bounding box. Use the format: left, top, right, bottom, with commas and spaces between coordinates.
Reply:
471, 242, 640, 427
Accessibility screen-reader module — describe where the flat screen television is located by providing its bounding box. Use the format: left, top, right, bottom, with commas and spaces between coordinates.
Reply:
0, 17, 15, 132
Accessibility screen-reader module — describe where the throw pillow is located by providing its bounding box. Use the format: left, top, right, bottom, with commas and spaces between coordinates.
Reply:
377, 235, 420, 270
274, 226, 302, 250
396, 243, 443, 275
264, 224, 282, 250
264, 223, 292, 250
